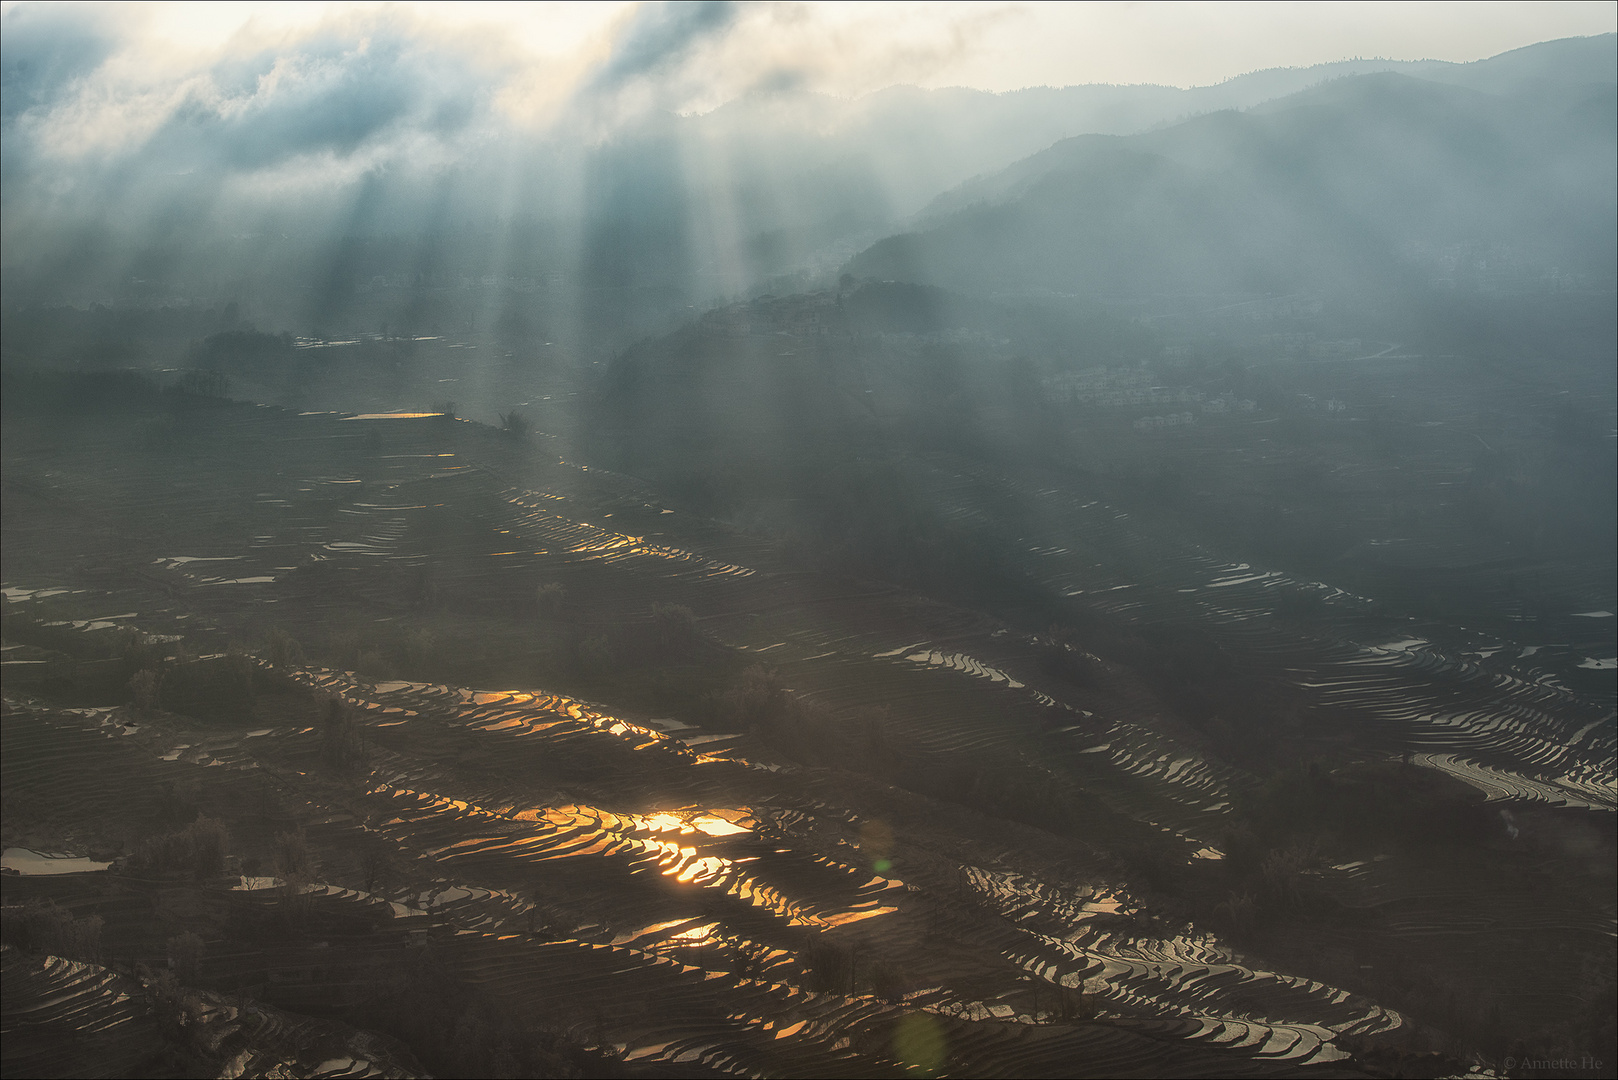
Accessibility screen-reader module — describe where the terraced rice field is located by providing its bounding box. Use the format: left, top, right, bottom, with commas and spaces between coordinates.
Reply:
1, 673, 1389, 1076
4, 400, 1612, 1075
0, 943, 424, 1078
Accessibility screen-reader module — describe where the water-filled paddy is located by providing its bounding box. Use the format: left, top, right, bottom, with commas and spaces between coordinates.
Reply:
3, 394, 1611, 1076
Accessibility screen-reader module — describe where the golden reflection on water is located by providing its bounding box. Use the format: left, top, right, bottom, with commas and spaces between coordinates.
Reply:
341, 412, 445, 420
641, 809, 753, 837
668, 922, 717, 944
495, 802, 898, 927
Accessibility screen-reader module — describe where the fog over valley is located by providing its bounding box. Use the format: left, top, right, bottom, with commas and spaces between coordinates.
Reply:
2, 5, 1614, 1078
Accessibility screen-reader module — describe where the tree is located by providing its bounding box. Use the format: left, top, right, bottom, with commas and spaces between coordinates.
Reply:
166, 931, 206, 982
357, 647, 394, 680
578, 634, 613, 677
274, 829, 315, 924
499, 411, 530, 439
178, 368, 228, 398
717, 665, 787, 731
126, 817, 228, 878
651, 603, 701, 655
322, 698, 365, 771
1, 901, 103, 962
362, 846, 388, 895
129, 668, 161, 712
264, 627, 304, 670
534, 582, 567, 616
402, 628, 434, 673
274, 828, 313, 880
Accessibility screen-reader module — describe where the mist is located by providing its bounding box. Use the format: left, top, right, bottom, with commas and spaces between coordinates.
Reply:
6, 5, 1610, 352
3, 6, 1614, 1079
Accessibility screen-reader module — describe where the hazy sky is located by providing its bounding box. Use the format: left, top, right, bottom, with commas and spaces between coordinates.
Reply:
1, 2, 1612, 345
3, 0, 1613, 267
6, 3, 1615, 109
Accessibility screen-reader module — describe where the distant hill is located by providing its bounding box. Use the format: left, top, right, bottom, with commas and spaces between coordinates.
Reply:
596, 35, 1618, 301
852, 54, 1616, 308
5, 35, 1609, 345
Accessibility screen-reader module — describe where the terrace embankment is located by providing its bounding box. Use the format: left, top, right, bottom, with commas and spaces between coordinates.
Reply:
3, 674, 1395, 1077
3, 380, 1613, 1075
1, 935, 427, 1079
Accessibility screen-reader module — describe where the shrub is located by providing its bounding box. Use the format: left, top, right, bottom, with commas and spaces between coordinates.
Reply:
264, 627, 304, 670
356, 647, 394, 680
158, 655, 255, 718
127, 817, 229, 879
867, 959, 910, 1002
716, 665, 787, 731
1258, 844, 1321, 913
0, 900, 103, 961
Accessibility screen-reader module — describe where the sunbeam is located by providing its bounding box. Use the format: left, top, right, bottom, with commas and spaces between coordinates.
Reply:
3, 4, 1614, 1079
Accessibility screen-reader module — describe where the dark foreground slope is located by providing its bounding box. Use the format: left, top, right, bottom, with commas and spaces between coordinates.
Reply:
4, 379, 1613, 1076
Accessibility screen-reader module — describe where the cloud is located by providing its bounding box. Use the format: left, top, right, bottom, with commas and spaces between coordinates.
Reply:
0, 2, 528, 215
0, 2, 134, 124
0, 0, 1003, 185
148, 17, 495, 172
584, 0, 740, 96
11, 1, 1598, 249
579, 2, 1034, 119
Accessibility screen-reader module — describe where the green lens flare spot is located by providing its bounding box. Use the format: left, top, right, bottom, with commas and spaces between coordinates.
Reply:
892, 1011, 946, 1075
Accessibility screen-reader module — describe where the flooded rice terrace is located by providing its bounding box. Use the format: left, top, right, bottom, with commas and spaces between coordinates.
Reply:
3, 397, 1613, 1078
